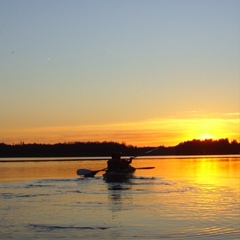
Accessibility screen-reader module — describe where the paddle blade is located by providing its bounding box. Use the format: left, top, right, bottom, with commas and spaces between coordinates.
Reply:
136, 167, 155, 170
77, 169, 92, 176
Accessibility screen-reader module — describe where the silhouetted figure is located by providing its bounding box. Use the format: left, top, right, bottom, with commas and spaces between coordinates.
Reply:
107, 152, 133, 172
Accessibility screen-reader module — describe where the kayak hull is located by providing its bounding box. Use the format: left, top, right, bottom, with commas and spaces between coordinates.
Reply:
103, 166, 136, 182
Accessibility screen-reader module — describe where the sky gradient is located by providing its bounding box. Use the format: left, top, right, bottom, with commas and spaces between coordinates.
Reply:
1, 0, 239, 147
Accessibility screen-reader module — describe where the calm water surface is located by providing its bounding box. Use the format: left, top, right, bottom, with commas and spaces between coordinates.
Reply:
0, 156, 239, 239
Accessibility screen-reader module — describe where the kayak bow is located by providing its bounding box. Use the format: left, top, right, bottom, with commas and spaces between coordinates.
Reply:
103, 166, 136, 182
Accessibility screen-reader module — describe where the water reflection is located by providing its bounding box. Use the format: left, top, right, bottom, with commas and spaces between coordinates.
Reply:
1, 156, 239, 189
132, 157, 240, 188
1, 156, 239, 239
184, 158, 239, 187
107, 182, 132, 212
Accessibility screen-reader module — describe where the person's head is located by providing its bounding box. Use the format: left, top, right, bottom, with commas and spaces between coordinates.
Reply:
112, 152, 121, 160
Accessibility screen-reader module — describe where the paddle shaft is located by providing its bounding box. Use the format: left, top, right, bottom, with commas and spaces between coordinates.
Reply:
135, 167, 155, 169
130, 146, 160, 161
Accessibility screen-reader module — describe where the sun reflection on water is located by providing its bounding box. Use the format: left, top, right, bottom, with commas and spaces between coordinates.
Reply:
193, 158, 239, 188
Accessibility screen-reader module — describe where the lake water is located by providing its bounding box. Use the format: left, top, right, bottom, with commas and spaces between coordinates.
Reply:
0, 156, 239, 239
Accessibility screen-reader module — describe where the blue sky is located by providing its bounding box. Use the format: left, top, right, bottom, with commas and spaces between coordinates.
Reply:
0, 0, 239, 146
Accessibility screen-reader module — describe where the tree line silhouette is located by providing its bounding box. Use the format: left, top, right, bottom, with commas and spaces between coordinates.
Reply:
0, 138, 239, 157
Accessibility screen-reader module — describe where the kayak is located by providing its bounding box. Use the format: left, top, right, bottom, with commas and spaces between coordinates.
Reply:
103, 166, 136, 182
77, 166, 154, 179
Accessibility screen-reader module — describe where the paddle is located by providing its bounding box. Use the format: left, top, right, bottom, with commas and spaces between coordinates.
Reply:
135, 167, 155, 170
131, 146, 160, 159
77, 168, 107, 177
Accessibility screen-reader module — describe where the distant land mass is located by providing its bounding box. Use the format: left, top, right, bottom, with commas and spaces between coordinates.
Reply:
0, 138, 239, 157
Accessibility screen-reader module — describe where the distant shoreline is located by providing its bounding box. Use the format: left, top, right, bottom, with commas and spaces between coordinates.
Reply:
0, 154, 239, 163
0, 139, 239, 158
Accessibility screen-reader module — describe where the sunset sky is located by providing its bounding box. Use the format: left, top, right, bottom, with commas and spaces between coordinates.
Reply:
1, 0, 239, 147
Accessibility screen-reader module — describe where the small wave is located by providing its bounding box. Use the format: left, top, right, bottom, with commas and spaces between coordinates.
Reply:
26, 184, 54, 188
1, 193, 50, 199
133, 176, 156, 180
193, 226, 240, 238
133, 176, 159, 184
155, 186, 199, 195
33, 178, 76, 185
108, 185, 131, 191
19, 193, 50, 198
76, 176, 102, 181
28, 224, 112, 231
67, 190, 82, 194
149, 225, 240, 239
172, 226, 240, 239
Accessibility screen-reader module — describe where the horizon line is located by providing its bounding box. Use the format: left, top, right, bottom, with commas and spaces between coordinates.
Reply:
1, 137, 239, 148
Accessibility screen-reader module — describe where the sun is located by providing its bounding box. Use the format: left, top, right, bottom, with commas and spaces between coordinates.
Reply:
185, 118, 225, 141
199, 134, 216, 140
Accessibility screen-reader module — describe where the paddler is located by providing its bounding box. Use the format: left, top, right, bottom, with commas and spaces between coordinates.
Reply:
107, 152, 133, 172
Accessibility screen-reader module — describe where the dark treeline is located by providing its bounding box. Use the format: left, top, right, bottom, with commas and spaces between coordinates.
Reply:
0, 139, 239, 157
174, 139, 239, 155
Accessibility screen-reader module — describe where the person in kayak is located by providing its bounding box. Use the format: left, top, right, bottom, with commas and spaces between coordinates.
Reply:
107, 152, 133, 172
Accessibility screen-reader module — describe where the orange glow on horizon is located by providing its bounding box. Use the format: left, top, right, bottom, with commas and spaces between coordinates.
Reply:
0, 114, 239, 147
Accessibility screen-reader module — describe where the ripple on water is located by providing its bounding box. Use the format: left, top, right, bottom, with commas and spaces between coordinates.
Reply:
28, 223, 114, 231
